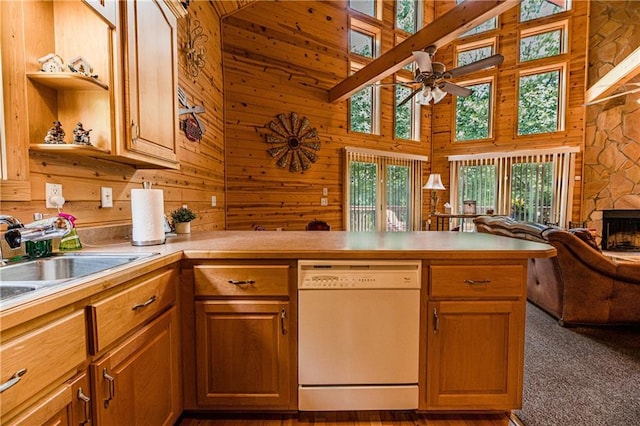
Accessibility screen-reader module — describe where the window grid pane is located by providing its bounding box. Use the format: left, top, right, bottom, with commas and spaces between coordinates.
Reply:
395, 85, 413, 139
396, 0, 417, 34
350, 29, 374, 58
349, 0, 376, 18
386, 164, 410, 231
520, 0, 568, 22
520, 29, 562, 62
350, 87, 373, 133
350, 161, 378, 231
457, 46, 494, 67
455, 82, 491, 141
518, 70, 560, 135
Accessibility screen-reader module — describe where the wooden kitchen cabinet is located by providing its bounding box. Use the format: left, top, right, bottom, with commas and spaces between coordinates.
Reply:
118, 0, 180, 169
195, 300, 291, 408
4, 0, 182, 170
423, 262, 527, 411
91, 307, 181, 426
2, 372, 91, 426
189, 262, 296, 410
0, 310, 87, 423
87, 264, 181, 425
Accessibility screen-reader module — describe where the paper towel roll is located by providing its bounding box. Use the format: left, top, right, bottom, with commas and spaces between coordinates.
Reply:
131, 188, 166, 246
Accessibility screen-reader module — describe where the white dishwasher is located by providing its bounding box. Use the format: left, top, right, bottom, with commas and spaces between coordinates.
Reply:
298, 260, 421, 411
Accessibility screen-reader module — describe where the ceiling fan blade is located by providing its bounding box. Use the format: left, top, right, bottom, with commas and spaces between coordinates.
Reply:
446, 54, 504, 78
412, 51, 432, 74
397, 87, 423, 107
440, 81, 473, 97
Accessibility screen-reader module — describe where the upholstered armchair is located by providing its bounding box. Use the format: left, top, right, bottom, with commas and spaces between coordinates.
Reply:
474, 216, 640, 326
543, 229, 640, 326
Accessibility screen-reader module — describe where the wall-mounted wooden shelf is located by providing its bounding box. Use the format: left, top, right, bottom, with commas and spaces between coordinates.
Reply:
27, 72, 109, 91
30, 143, 111, 157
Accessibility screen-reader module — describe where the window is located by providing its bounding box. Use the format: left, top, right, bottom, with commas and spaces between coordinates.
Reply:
350, 84, 375, 133
519, 21, 567, 62
395, 81, 420, 141
349, 0, 378, 19
518, 66, 564, 135
520, 0, 570, 22
396, 0, 420, 34
456, 38, 496, 67
449, 147, 578, 226
455, 79, 493, 141
345, 147, 426, 231
350, 28, 375, 58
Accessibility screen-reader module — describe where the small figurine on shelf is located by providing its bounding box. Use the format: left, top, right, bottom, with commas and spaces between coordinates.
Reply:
38, 53, 65, 73
44, 121, 66, 144
72, 122, 92, 146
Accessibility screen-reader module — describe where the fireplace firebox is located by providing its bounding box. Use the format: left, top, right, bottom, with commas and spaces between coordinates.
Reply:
602, 210, 640, 252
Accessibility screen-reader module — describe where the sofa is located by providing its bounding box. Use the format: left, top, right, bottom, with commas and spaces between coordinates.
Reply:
474, 215, 640, 326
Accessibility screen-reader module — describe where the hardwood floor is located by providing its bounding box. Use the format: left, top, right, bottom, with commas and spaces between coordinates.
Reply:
179, 411, 521, 425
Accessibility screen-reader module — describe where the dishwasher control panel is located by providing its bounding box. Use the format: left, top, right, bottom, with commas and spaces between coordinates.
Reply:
298, 260, 421, 289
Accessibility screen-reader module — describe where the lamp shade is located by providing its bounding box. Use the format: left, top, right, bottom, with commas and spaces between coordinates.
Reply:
432, 86, 447, 104
423, 173, 445, 190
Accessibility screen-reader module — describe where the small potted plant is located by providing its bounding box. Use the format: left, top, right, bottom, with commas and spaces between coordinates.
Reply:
170, 206, 196, 234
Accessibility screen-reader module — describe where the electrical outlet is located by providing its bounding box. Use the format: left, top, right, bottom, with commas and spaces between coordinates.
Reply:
321, 197, 328, 206
46, 183, 64, 208
101, 187, 113, 208
211, 195, 217, 207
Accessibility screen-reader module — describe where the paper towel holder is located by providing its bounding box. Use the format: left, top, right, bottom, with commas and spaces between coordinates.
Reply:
131, 182, 166, 246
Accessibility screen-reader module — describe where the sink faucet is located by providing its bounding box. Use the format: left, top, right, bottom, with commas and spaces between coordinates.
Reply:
1, 215, 72, 264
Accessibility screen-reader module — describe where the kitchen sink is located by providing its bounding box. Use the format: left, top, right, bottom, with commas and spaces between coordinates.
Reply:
0, 252, 157, 302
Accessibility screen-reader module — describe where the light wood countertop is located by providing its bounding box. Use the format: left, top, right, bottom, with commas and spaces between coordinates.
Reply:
1, 231, 555, 330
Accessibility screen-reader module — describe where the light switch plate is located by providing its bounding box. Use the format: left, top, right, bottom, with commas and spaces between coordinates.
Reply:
101, 187, 113, 208
45, 183, 63, 208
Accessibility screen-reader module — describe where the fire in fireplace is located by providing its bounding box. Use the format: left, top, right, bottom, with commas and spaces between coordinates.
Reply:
602, 210, 640, 252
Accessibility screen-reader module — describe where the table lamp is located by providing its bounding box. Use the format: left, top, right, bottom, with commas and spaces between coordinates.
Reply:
423, 173, 446, 213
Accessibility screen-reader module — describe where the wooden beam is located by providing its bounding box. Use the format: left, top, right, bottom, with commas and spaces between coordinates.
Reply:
328, 0, 521, 103
585, 46, 640, 104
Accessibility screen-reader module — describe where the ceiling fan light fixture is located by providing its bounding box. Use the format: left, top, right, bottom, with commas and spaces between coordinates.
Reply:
418, 86, 433, 104
432, 86, 447, 103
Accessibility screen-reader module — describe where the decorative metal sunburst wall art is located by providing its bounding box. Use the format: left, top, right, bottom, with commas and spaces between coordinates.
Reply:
266, 113, 321, 173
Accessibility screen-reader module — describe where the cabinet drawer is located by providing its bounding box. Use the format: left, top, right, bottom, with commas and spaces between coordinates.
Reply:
87, 268, 176, 354
430, 265, 524, 299
194, 265, 290, 296
0, 311, 86, 418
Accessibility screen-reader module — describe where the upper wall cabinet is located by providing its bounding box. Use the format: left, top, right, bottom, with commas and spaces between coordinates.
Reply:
117, 0, 180, 169
8, 0, 183, 172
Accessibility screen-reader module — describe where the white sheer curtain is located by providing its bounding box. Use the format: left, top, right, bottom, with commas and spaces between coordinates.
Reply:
345, 147, 427, 231
449, 147, 578, 226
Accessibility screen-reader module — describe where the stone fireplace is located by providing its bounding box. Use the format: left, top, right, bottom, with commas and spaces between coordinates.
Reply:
602, 210, 640, 251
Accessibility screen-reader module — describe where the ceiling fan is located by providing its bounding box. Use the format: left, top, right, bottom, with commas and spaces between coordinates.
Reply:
389, 45, 504, 107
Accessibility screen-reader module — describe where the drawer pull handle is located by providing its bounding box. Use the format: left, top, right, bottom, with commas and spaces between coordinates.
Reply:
77, 387, 91, 425
228, 280, 255, 285
132, 295, 157, 310
433, 308, 439, 333
0, 368, 27, 393
103, 368, 115, 408
464, 279, 491, 285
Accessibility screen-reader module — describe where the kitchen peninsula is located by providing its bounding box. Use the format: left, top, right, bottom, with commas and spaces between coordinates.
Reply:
0, 231, 555, 425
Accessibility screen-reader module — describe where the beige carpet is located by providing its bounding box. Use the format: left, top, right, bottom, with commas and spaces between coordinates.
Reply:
513, 303, 640, 425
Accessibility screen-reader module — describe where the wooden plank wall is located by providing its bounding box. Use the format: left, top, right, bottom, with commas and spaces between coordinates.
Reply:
1, 2, 226, 234
222, 0, 434, 231
223, 0, 589, 230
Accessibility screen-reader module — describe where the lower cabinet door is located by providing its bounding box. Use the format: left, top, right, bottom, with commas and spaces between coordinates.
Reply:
90, 308, 181, 425
195, 300, 291, 409
425, 300, 525, 411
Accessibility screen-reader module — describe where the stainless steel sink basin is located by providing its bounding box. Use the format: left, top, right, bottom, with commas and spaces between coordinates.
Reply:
0, 283, 40, 299
0, 252, 156, 302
